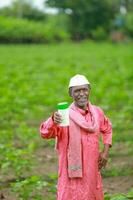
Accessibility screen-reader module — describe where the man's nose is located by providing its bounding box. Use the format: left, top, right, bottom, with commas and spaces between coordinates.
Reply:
79, 89, 84, 95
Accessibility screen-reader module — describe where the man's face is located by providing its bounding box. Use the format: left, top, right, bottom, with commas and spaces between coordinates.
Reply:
69, 84, 90, 110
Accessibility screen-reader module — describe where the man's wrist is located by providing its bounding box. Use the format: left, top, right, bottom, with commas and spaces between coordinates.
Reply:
103, 144, 110, 153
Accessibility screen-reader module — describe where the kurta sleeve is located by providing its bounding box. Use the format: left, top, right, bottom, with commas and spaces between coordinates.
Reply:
40, 116, 61, 139
98, 107, 113, 146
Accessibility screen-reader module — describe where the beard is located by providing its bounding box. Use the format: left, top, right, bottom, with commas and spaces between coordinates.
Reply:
75, 98, 88, 110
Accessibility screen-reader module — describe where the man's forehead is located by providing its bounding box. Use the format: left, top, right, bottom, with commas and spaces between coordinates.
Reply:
72, 84, 89, 90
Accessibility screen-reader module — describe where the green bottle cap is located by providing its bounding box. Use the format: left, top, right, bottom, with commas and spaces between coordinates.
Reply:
57, 102, 69, 109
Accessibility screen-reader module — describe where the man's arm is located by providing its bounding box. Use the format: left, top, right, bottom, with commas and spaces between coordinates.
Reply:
97, 107, 112, 170
40, 112, 62, 139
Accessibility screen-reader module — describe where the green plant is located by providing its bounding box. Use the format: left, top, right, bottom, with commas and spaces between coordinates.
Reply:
127, 188, 133, 199
0, 144, 34, 178
0, 42, 132, 198
124, 12, 133, 37
110, 194, 128, 200
0, 16, 70, 43
91, 27, 108, 40
11, 176, 48, 200
104, 192, 111, 200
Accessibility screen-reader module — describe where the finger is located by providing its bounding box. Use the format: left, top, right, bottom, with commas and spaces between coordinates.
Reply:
98, 160, 101, 168
55, 115, 62, 120
98, 163, 103, 170
102, 160, 108, 168
54, 119, 62, 124
54, 116, 62, 121
100, 159, 107, 169
55, 112, 62, 118
54, 117, 62, 123
98, 157, 102, 163
98, 160, 103, 170
98, 158, 105, 170
98, 155, 102, 163
54, 116, 62, 124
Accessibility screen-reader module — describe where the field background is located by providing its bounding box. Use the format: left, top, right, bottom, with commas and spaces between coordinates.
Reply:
0, 41, 133, 200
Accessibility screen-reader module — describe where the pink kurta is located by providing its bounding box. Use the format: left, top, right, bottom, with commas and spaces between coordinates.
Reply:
40, 105, 112, 200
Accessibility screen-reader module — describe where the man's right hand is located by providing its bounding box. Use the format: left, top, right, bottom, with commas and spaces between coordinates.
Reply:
53, 112, 62, 125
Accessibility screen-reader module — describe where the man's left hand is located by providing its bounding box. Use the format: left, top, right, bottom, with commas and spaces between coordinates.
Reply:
98, 151, 108, 170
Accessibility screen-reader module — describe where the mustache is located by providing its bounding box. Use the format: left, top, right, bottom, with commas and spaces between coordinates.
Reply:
77, 97, 87, 100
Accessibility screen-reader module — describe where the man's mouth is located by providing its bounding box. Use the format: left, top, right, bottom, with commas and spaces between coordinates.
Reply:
78, 98, 87, 102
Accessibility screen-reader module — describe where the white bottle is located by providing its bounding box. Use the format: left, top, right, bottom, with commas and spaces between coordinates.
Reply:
57, 102, 69, 126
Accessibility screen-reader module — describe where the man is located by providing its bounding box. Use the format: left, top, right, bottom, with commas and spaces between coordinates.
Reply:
40, 74, 112, 200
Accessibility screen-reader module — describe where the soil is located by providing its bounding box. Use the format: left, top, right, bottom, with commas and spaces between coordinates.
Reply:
35, 146, 133, 195
103, 176, 133, 194
0, 144, 133, 200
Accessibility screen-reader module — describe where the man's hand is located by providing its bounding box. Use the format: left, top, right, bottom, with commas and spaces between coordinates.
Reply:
53, 112, 62, 125
98, 151, 109, 170
98, 144, 110, 170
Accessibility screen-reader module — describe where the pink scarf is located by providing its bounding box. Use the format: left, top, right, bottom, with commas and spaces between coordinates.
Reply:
68, 102, 98, 178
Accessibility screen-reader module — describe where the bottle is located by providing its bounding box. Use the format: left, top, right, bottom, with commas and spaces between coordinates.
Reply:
57, 102, 69, 126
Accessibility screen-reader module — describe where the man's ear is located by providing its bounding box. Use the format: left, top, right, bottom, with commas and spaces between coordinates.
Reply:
69, 88, 72, 97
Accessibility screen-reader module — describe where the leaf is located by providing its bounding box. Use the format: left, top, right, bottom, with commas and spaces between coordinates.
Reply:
127, 188, 133, 199
110, 194, 128, 200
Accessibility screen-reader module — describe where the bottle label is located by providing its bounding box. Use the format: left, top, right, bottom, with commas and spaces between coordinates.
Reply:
58, 109, 69, 126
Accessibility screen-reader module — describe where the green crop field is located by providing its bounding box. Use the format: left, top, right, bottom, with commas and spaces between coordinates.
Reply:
0, 41, 133, 200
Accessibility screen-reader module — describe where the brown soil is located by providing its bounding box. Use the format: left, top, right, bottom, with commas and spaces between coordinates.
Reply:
35, 146, 133, 195
1, 145, 133, 200
103, 176, 133, 194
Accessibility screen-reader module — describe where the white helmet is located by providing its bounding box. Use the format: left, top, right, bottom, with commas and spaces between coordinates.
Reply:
68, 74, 90, 88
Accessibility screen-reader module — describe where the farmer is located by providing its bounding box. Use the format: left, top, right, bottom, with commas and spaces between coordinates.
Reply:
40, 74, 112, 200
